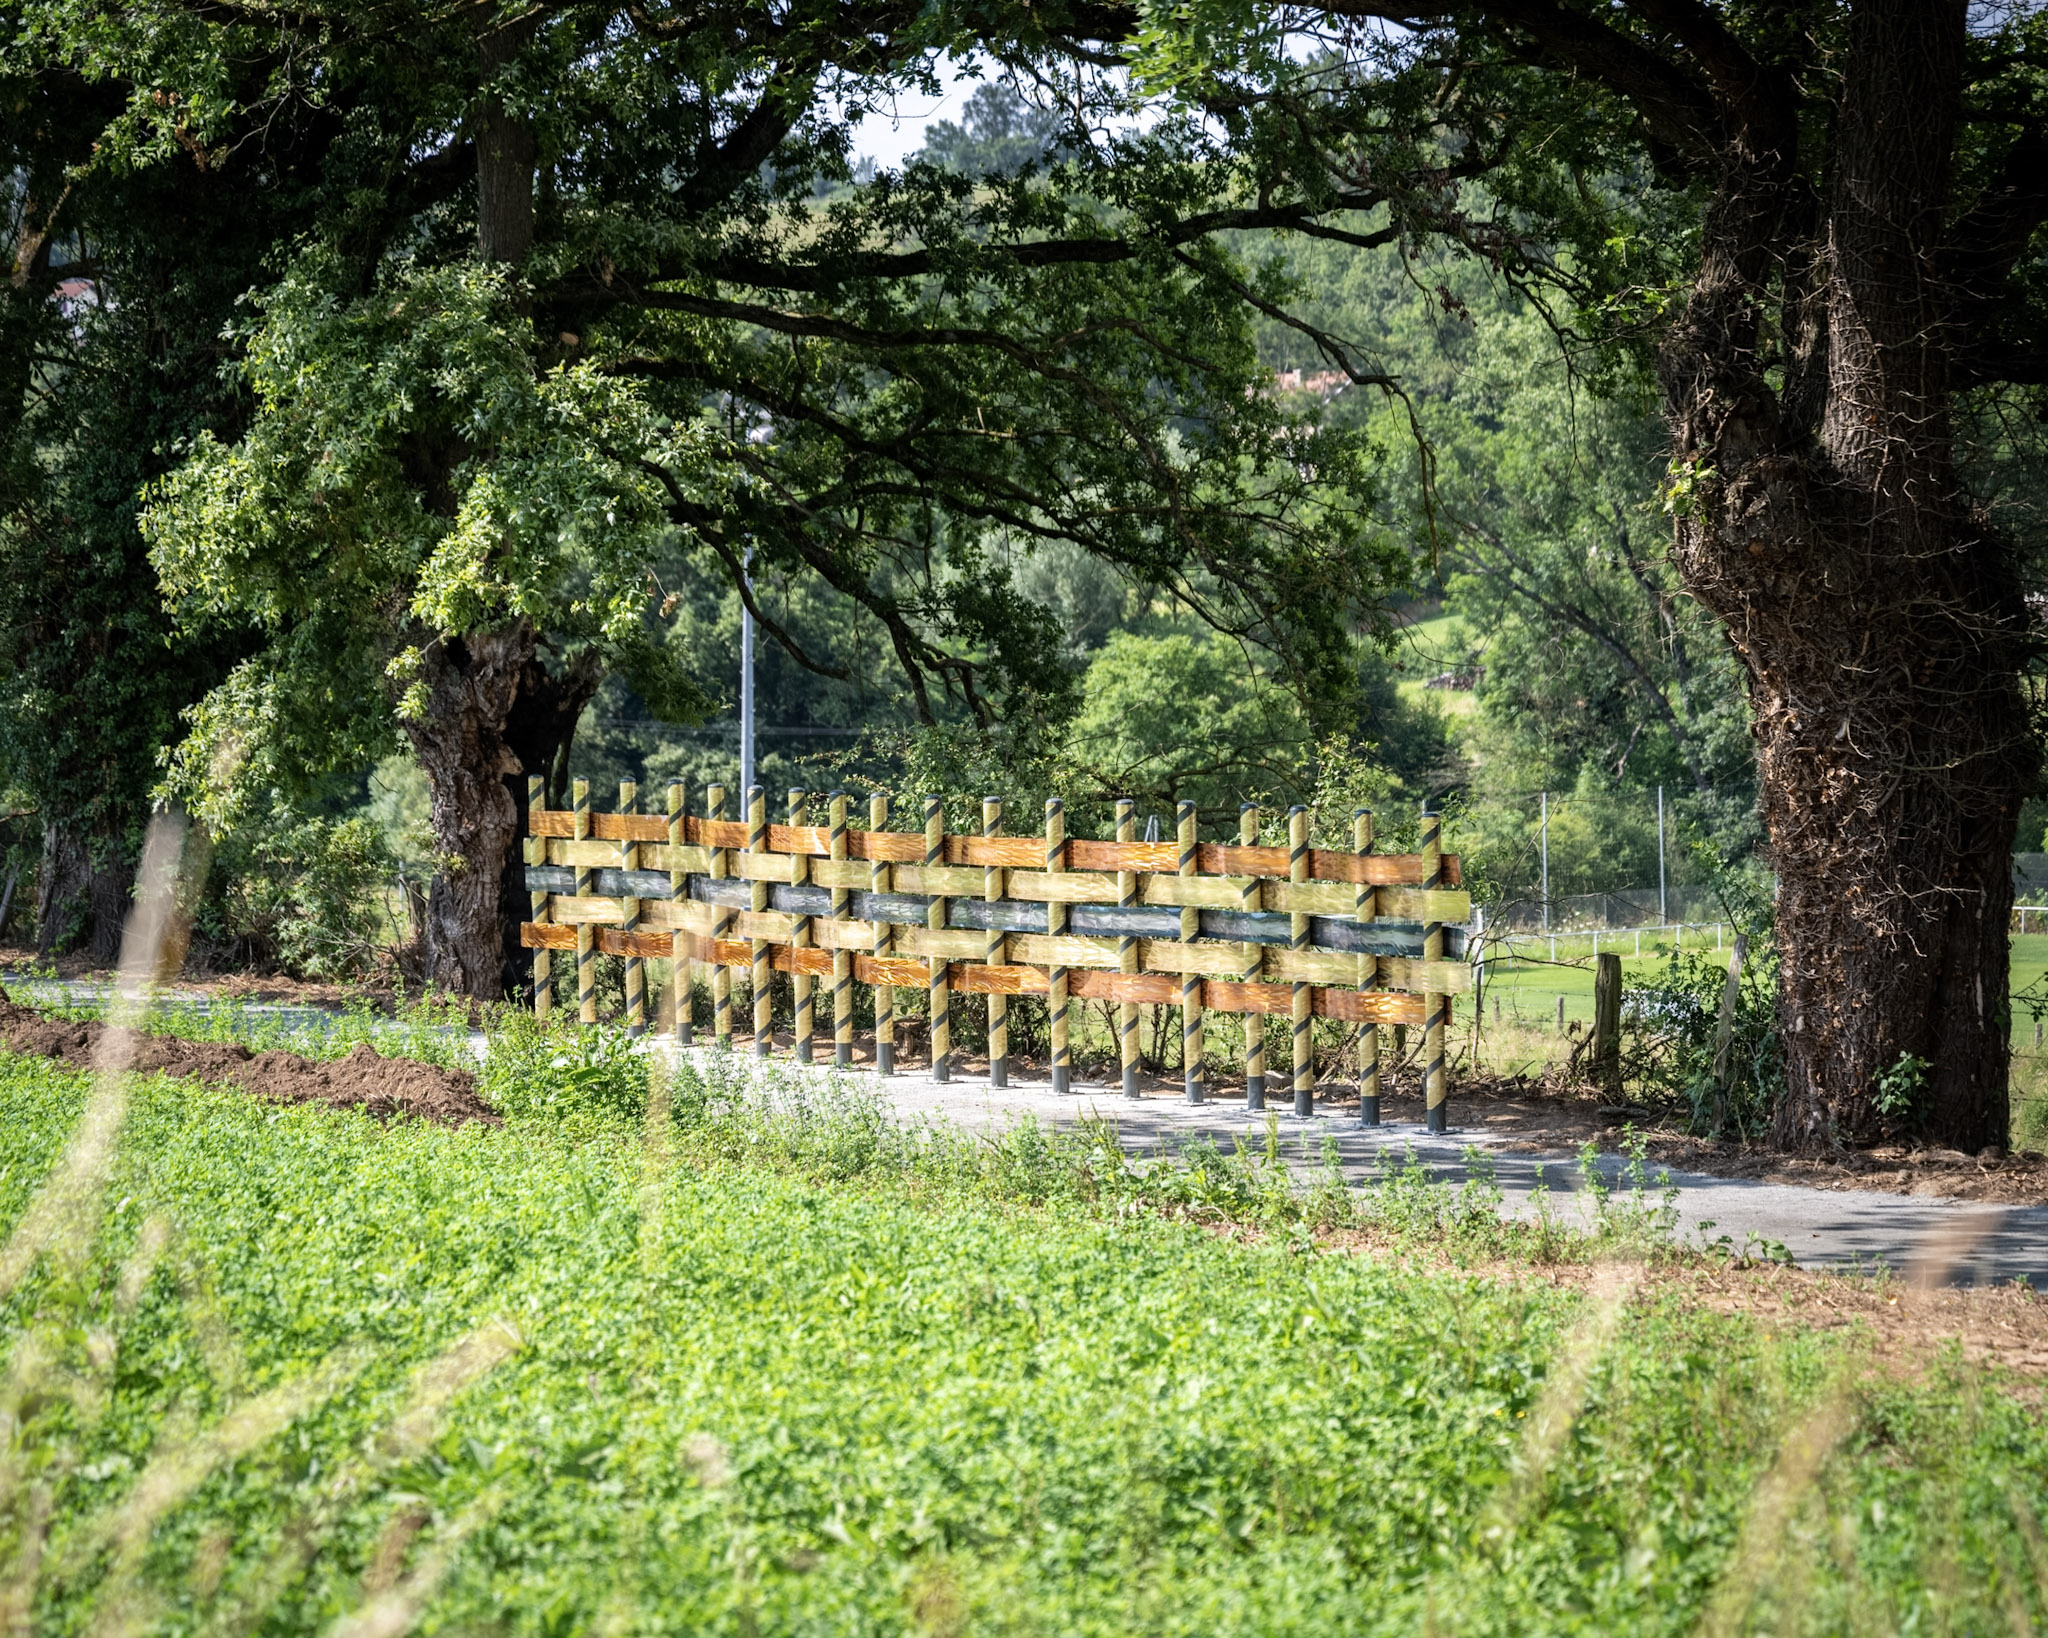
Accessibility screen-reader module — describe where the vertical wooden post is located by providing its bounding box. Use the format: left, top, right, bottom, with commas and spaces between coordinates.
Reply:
1289, 805, 1312, 1116
1178, 799, 1203, 1104
789, 788, 814, 1064
1117, 797, 1140, 1098
870, 792, 894, 1074
620, 780, 645, 1036
668, 780, 691, 1045
1355, 807, 1379, 1126
749, 786, 771, 1058
925, 796, 950, 1082
574, 777, 597, 1025
829, 791, 852, 1068
1422, 805, 1448, 1133
1045, 797, 1069, 1094
528, 774, 551, 1020
709, 784, 732, 1049
1593, 950, 1623, 1096
1240, 803, 1264, 1110
983, 797, 1008, 1088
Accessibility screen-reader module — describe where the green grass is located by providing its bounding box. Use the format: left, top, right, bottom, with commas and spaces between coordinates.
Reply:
2, 1042, 2046, 1635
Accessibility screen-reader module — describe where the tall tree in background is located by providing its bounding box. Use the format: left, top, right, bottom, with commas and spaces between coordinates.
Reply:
0, 66, 295, 957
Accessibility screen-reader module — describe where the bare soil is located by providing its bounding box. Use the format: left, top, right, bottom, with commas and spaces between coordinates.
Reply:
1304, 1230, 2048, 1378
0, 990, 498, 1127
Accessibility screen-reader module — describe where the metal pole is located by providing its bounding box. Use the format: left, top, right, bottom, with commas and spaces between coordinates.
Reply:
739, 548, 756, 800
1540, 790, 1549, 932
1657, 784, 1667, 925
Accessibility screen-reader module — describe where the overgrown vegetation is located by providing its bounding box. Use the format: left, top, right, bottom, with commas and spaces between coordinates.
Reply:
0, 1031, 2042, 1634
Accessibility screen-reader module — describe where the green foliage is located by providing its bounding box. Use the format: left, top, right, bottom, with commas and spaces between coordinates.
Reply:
479, 1010, 651, 1125
1617, 855, 1784, 1135
1874, 1055, 1931, 1128
0, 1044, 2042, 1635
198, 807, 397, 979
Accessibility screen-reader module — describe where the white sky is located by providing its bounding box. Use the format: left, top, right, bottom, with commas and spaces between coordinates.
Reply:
843, 56, 983, 168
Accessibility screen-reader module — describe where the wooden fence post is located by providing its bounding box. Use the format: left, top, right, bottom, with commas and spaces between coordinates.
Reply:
1290, 805, 1313, 1116
620, 780, 645, 1036
871, 791, 894, 1074
749, 786, 771, 1058
1117, 797, 1140, 1097
1593, 950, 1622, 1095
829, 791, 851, 1068
519, 783, 1476, 1101
709, 784, 732, 1049
925, 795, 950, 1082
528, 775, 551, 1020
790, 788, 814, 1064
1178, 798, 1204, 1103
1355, 807, 1379, 1126
984, 796, 1008, 1088
668, 780, 690, 1045
1046, 797, 1069, 1094
574, 777, 597, 1025
1422, 805, 1447, 1133
1241, 803, 1264, 1111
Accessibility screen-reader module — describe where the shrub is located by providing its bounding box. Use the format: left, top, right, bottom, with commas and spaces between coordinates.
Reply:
198, 805, 396, 978
480, 1008, 650, 1122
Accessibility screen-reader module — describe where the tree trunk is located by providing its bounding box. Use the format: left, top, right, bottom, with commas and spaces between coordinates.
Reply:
36, 821, 134, 965
405, 622, 603, 1001
475, 27, 536, 266
1666, 0, 2032, 1152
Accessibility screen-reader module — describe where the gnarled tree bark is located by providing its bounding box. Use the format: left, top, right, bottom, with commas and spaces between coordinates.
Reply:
405, 623, 603, 1001
1665, 0, 2033, 1150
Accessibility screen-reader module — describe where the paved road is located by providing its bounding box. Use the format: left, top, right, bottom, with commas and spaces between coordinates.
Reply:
692, 1054, 2048, 1287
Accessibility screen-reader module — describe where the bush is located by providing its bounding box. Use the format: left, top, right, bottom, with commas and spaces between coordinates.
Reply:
1616, 852, 1782, 1135
480, 1008, 650, 1123
198, 805, 397, 978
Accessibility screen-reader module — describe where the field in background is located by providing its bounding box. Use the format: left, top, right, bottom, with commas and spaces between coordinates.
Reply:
1475, 934, 2048, 1148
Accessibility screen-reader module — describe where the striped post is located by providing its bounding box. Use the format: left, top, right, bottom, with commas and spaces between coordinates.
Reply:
830, 791, 852, 1068
871, 792, 894, 1075
1045, 798, 1070, 1095
1289, 805, 1312, 1116
925, 796, 950, 1082
528, 774, 551, 1020
1117, 797, 1139, 1098
709, 784, 732, 1049
749, 786, 771, 1058
574, 778, 597, 1025
1422, 806, 1448, 1133
668, 780, 691, 1044
929, 798, 950, 1081
789, 788, 814, 1064
1355, 808, 1379, 1126
983, 797, 1008, 1088
1240, 803, 1263, 1110
619, 781, 645, 1036
1178, 798, 1203, 1104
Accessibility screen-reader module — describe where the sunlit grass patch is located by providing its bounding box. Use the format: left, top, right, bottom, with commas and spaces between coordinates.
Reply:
0, 1045, 2043, 1635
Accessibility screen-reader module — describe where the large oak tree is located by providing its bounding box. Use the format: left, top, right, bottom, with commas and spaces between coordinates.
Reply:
1160, 0, 2046, 1150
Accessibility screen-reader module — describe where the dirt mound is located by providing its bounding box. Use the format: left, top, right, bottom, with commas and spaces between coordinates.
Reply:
0, 992, 498, 1127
